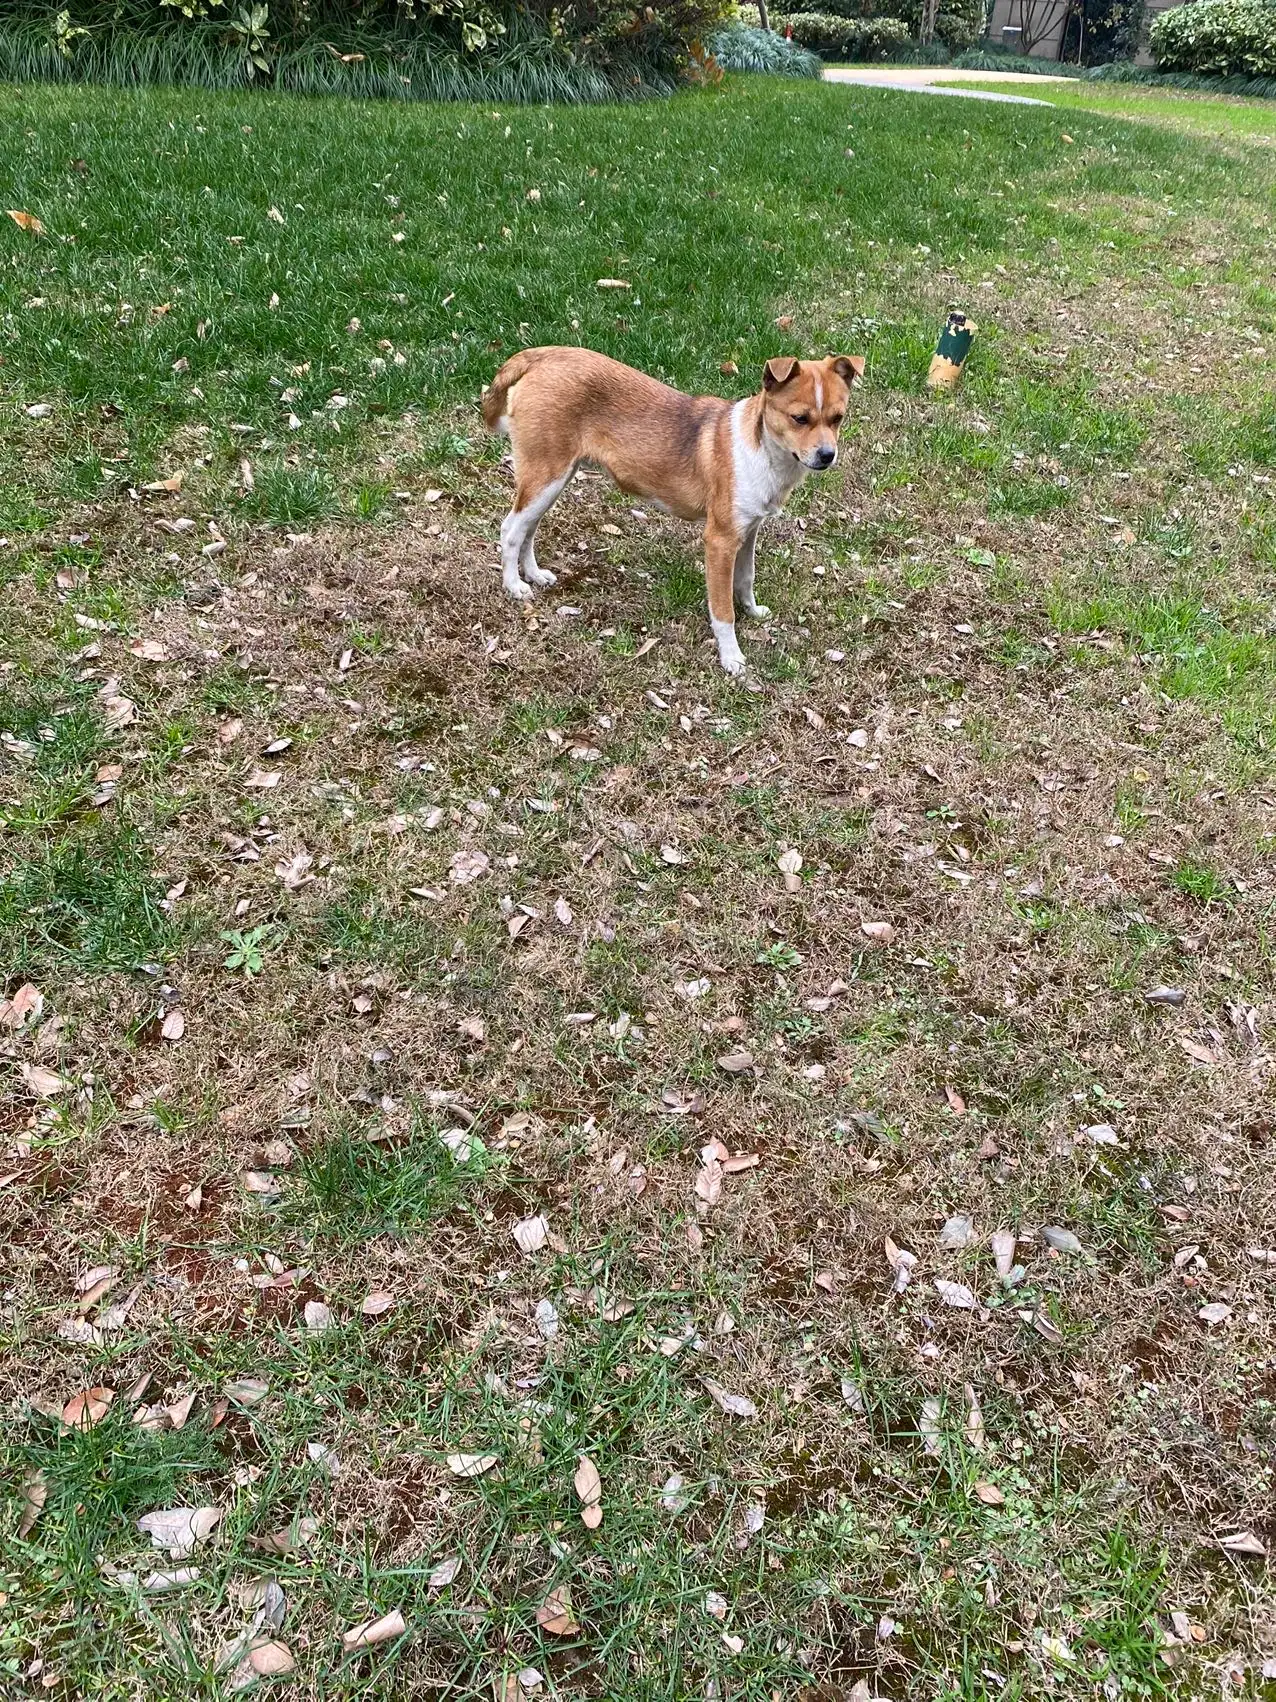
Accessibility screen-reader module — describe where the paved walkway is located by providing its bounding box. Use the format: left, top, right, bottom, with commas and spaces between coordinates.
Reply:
825, 64, 1071, 104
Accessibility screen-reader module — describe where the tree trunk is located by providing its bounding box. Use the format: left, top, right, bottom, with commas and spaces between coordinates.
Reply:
757, 0, 771, 29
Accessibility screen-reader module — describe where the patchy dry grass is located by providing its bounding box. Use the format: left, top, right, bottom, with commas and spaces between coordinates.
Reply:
2, 73, 1275, 1702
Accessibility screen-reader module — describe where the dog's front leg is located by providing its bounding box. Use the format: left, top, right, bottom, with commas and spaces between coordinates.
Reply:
705, 520, 746, 678
732, 523, 769, 620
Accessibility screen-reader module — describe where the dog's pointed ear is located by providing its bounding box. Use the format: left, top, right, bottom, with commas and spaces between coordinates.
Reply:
763, 356, 800, 391
830, 355, 866, 386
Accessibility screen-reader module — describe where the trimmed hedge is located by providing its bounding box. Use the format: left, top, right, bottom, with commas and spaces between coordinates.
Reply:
1151, 0, 1276, 76
783, 10, 911, 56
710, 20, 823, 71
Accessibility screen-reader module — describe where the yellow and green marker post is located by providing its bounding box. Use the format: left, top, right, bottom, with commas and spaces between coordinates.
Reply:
927, 311, 977, 392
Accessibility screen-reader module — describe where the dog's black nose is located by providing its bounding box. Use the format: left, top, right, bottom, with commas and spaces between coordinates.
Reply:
813, 445, 836, 469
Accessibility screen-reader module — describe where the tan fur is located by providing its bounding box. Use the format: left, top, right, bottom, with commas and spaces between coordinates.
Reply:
483, 345, 864, 674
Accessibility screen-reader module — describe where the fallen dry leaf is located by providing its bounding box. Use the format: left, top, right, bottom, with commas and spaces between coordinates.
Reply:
695, 1158, 723, 1206
1177, 1035, 1218, 1065
137, 1505, 223, 1558
919, 1396, 942, 1456
0, 983, 43, 1029
777, 847, 803, 891
62, 1386, 114, 1429
428, 1555, 461, 1588
574, 1455, 603, 1529
275, 850, 314, 890
716, 1049, 754, 1074
224, 1376, 270, 1406
701, 1378, 757, 1419
1218, 1529, 1267, 1556
8, 209, 45, 234
938, 1213, 974, 1249
449, 848, 490, 885
964, 1384, 986, 1452
22, 1062, 71, 1098
944, 1083, 966, 1114
446, 1452, 499, 1478
160, 1008, 185, 1042
860, 919, 895, 945
884, 1235, 916, 1294
361, 1291, 395, 1318
75, 1262, 118, 1295
934, 1278, 978, 1310
167, 1390, 197, 1430
512, 1214, 549, 1255
249, 1641, 295, 1677
342, 1608, 407, 1650
536, 1588, 580, 1636
249, 1515, 318, 1554
973, 1480, 1005, 1507
18, 1469, 47, 1539
660, 1473, 690, 1514
1198, 1302, 1232, 1327
303, 1300, 334, 1333
991, 1227, 1017, 1279
1041, 1225, 1084, 1255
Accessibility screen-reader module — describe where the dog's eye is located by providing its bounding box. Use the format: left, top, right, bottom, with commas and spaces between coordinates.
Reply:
829, 413, 844, 427
790, 412, 810, 426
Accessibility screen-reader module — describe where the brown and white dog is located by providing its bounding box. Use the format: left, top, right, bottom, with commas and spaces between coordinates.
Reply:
481, 346, 863, 676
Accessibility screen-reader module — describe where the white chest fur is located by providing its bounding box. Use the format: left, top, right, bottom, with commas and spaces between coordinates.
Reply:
729, 399, 805, 530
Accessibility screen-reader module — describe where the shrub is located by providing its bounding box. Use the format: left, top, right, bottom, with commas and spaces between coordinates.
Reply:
952, 43, 1086, 71
771, 0, 977, 50
889, 0, 983, 50
783, 10, 910, 56
1086, 55, 1276, 93
0, 0, 733, 94
1151, 0, 1276, 76
710, 20, 823, 70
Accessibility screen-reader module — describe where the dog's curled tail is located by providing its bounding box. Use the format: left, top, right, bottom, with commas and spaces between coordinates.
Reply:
481, 350, 534, 435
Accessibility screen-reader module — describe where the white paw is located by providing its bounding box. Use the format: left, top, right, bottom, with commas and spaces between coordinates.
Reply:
745, 602, 771, 620
524, 564, 557, 588
503, 576, 535, 602
718, 649, 747, 679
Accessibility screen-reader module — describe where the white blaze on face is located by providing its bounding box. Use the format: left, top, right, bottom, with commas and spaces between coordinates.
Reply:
814, 373, 823, 412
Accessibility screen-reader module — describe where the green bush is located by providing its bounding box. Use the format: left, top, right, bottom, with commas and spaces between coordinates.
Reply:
1151, 0, 1276, 75
783, 10, 910, 56
888, 0, 982, 50
771, 0, 977, 51
1, 0, 732, 94
710, 20, 823, 70
1087, 54, 1276, 93
952, 43, 1086, 72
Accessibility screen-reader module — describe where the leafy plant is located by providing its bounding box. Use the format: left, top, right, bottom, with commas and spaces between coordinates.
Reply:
225, 2, 270, 76
53, 7, 90, 55
1151, 0, 1276, 76
780, 11, 911, 57
220, 923, 280, 975
709, 21, 822, 72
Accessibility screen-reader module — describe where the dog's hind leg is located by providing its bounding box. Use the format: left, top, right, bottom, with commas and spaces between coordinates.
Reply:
499, 463, 572, 600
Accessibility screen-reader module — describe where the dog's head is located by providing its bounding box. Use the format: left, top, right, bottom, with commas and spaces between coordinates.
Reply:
760, 355, 865, 470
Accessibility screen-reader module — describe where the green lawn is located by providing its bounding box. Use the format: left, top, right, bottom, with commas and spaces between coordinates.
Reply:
2, 72, 1275, 1701
950, 75, 1276, 138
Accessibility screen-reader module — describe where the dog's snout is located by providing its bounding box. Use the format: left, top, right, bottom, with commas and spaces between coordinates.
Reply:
812, 445, 836, 470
